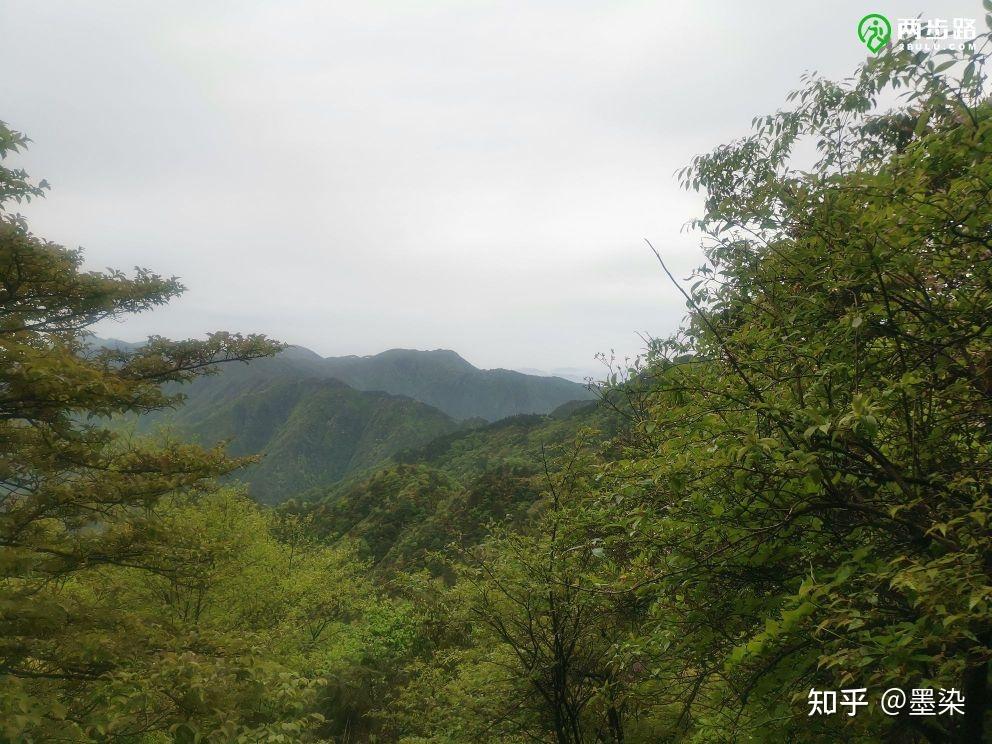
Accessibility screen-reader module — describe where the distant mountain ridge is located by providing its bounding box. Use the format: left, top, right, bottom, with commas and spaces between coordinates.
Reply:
97, 338, 596, 501
96, 338, 596, 422
315, 347, 595, 421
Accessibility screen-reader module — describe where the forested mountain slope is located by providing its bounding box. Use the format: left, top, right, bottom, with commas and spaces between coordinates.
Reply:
168, 375, 460, 503
293, 399, 617, 568
107, 347, 460, 502
102, 340, 597, 501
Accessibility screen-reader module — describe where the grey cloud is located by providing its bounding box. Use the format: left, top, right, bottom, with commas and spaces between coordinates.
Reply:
0, 0, 974, 370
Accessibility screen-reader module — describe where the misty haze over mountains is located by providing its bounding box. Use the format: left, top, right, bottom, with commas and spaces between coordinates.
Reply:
512, 366, 603, 383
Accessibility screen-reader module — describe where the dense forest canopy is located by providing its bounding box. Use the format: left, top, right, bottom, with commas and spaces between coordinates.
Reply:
2, 28, 992, 744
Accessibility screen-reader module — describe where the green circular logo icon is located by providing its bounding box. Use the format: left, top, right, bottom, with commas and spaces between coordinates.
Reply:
858, 13, 892, 53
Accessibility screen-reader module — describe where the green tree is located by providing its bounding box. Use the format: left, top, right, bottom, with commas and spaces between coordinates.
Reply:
595, 36, 992, 742
385, 445, 657, 744
0, 121, 290, 738
71, 488, 379, 741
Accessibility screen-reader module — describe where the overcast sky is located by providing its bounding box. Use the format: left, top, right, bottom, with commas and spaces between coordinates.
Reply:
0, 1, 979, 375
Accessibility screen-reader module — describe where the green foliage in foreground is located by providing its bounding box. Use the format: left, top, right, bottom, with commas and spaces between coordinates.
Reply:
5, 31, 992, 744
587, 40, 992, 741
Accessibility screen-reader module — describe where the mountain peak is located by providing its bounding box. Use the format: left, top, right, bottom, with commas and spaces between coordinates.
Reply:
371, 348, 476, 372
316, 347, 594, 421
